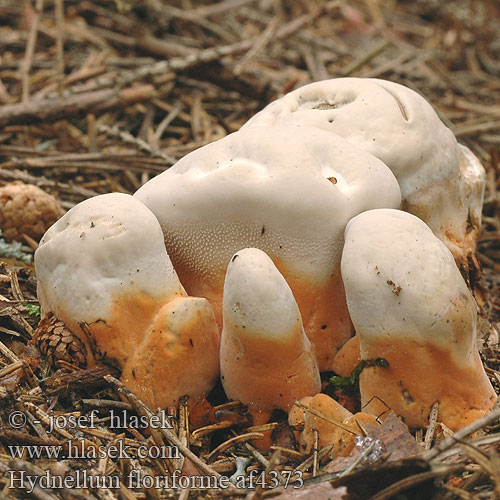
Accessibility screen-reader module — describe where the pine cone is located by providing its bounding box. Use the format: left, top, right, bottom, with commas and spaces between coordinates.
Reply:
0, 182, 63, 242
32, 314, 87, 369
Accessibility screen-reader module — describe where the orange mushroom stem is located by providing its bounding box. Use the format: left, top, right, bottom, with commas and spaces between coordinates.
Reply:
220, 248, 321, 425
341, 209, 497, 430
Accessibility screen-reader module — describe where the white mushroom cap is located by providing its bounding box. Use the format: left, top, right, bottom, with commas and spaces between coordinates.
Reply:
35, 193, 184, 331
222, 248, 305, 340
243, 78, 485, 261
220, 248, 321, 422
135, 125, 401, 369
342, 209, 472, 350
341, 208, 496, 429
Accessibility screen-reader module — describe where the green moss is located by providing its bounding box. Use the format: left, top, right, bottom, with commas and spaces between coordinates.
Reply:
25, 304, 41, 319
330, 357, 389, 394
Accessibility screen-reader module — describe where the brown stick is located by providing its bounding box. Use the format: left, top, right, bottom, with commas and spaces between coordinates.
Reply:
21, 0, 45, 103
189, 0, 257, 18
54, 0, 65, 96
0, 429, 64, 447
0, 85, 155, 128
43, 365, 120, 395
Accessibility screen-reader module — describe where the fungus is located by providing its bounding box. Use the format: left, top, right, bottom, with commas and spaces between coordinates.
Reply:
288, 395, 313, 435
34, 193, 220, 408
0, 182, 63, 242
332, 335, 361, 377
220, 248, 321, 424
135, 125, 401, 369
32, 77, 494, 434
290, 394, 378, 457
243, 78, 485, 268
340, 208, 497, 430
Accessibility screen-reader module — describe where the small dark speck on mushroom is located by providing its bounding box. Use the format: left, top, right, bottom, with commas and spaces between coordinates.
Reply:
387, 279, 402, 295
321, 324, 327, 330
403, 389, 414, 404
189, 338, 194, 347
90, 222, 95, 228
132, 369, 136, 379
261, 226, 266, 236
328, 176, 337, 185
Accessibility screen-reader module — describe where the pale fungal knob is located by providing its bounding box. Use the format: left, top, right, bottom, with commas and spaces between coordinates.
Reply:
135, 125, 401, 369
243, 78, 485, 265
331, 335, 361, 377
290, 394, 378, 457
220, 248, 321, 424
35, 193, 220, 408
0, 182, 63, 242
121, 295, 220, 408
340, 208, 497, 430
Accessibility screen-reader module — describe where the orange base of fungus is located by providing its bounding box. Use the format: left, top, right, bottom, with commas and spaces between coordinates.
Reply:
360, 339, 497, 430
55, 292, 220, 409
121, 297, 220, 409
57, 291, 165, 367
287, 271, 354, 371
220, 325, 320, 425
179, 264, 354, 372
332, 335, 361, 377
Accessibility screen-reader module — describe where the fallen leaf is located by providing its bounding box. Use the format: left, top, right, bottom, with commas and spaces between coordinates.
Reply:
327, 412, 419, 473
189, 394, 215, 429
272, 420, 297, 450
